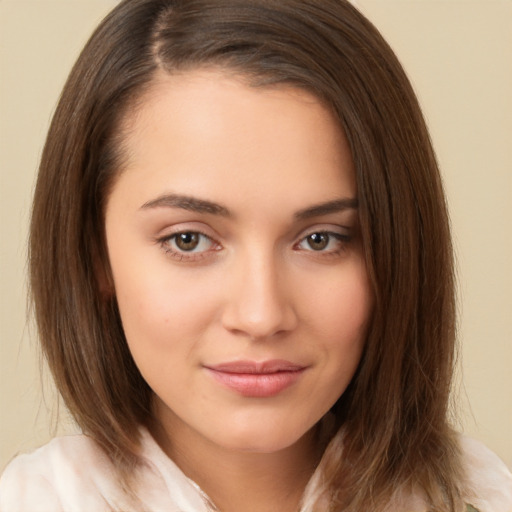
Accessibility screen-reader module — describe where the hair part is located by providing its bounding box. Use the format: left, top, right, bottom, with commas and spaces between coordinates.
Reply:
30, 0, 464, 509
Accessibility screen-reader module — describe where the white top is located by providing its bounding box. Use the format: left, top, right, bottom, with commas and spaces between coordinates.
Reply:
0, 428, 511, 512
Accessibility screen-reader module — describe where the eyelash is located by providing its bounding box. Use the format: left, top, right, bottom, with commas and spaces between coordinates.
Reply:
157, 229, 352, 263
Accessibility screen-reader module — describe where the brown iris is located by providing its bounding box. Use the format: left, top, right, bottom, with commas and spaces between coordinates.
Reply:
175, 232, 200, 251
307, 233, 329, 251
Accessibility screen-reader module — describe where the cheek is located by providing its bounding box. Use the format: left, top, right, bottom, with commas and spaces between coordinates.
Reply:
111, 255, 221, 366
304, 261, 373, 342
301, 261, 372, 391
113, 275, 218, 397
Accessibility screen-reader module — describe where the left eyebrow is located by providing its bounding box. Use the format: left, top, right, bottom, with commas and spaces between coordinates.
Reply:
294, 198, 358, 220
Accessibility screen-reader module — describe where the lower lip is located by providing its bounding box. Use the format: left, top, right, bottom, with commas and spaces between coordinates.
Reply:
206, 369, 305, 398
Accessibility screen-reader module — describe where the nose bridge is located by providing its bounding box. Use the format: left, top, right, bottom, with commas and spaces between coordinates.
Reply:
222, 243, 296, 339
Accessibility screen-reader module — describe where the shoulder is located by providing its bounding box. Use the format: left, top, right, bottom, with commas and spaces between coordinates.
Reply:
460, 435, 512, 512
0, 434, 126, 512
0, 430, 210, 512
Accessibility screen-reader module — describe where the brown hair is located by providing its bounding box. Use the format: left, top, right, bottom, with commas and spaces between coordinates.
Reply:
30, 0, 464, 509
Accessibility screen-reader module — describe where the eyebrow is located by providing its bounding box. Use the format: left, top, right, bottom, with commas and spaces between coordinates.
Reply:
140, 194, 231, 217
294, 198, 358, 220
140, 193, 358, 219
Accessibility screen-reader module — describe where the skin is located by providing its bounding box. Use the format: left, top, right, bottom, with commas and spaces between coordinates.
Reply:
105, 69, 373, 512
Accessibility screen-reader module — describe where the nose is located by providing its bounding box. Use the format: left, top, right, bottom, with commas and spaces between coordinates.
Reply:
221, 250, 298, 340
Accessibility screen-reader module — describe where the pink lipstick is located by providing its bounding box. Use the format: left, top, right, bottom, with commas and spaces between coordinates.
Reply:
204, 360, 306, 398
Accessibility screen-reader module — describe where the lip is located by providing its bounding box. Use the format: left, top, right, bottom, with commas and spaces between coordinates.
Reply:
204, 360, 307, 398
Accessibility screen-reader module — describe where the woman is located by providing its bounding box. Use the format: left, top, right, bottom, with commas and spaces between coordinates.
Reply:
0, 0, 510, 511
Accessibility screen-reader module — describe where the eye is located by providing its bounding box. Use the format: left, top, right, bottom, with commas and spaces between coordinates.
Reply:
160, 231, 219, 259
304, 232, 330, 251
173, 232, 204, 252
296, 231, 349, 253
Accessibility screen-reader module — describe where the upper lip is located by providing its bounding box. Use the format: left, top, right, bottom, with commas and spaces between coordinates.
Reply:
204, 360, 306, 374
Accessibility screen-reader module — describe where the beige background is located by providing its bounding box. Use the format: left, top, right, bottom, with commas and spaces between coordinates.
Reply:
1, 0, 511, 471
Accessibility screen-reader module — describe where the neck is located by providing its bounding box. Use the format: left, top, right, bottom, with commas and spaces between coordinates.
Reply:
150, 409, 323, 512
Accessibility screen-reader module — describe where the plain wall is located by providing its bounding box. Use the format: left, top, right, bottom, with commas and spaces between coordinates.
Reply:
1, 0, 511, 471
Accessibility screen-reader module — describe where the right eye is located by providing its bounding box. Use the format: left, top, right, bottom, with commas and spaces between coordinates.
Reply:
172, 232, 208, 252
159, 231, 220, 260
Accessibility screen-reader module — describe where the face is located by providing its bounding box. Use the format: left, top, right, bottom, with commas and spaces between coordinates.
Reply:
105, 69, 372, 455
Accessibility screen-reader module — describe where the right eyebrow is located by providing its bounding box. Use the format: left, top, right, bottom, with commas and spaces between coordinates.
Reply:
139, 193, 232, 217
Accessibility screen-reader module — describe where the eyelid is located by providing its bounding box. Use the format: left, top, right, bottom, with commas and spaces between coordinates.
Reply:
297, 223, 352, 240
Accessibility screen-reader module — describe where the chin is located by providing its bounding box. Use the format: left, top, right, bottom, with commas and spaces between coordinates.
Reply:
210, 421, 315, 455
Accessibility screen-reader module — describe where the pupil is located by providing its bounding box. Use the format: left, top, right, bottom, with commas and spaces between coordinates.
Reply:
176, 232, 199, 251
308, 233, 328, 250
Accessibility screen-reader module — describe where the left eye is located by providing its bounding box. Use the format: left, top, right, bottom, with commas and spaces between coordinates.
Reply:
165, 232, 215, 253
297, 232, 346, 252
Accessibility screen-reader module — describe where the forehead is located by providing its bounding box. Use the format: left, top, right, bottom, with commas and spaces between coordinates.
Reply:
110, 69, 356, 216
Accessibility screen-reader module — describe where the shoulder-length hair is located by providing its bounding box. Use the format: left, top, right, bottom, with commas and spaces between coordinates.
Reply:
30, 0, 463, 510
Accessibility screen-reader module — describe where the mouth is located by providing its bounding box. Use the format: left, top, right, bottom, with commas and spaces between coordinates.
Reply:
203, 360, 307, 398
